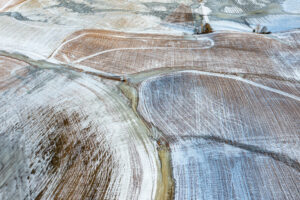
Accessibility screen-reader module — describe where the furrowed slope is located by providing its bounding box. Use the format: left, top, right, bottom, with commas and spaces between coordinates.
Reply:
137, 70, 300, 199
0, 65, 159, 200
50, 29, 300, 82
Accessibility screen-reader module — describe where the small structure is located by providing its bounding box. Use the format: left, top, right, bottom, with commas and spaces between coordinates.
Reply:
202, 23, 213, 34
253, 25, 271, 34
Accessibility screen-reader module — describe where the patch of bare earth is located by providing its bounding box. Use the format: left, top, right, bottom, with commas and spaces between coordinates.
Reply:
0, 0, 26, 12
0, 55, 29, 91
51, 29, 299, 83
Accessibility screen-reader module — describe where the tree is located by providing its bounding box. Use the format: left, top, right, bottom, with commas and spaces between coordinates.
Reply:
202, 23, 213, 34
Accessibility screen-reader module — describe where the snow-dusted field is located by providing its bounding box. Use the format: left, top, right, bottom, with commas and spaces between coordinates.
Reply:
0, 0, 299, 199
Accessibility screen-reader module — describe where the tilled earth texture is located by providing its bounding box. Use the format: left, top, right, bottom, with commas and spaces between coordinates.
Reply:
0, 0, 299, 200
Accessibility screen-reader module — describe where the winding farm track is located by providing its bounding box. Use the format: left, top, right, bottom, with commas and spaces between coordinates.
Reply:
47, 28, 300, 199
50, 29, 300, 82
0, 28, 299, 199
0, 0, 299, 198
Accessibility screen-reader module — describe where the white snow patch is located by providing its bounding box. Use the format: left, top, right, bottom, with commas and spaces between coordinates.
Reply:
282, 0, 300, 14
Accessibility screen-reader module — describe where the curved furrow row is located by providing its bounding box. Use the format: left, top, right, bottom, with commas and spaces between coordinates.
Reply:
51, 29, 300, 82
137, 70, 300, 199
0, 65, 159, 200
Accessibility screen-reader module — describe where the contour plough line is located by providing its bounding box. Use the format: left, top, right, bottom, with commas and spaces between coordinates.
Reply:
0, 50, 125, 81
48, 32, 213, 60
72, 44, 214, 64
134, 92, 300, 174
1, 50, 299, 101
1, 1, 300, 199
119, 79, 300, 200
199, 135, 300, 172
